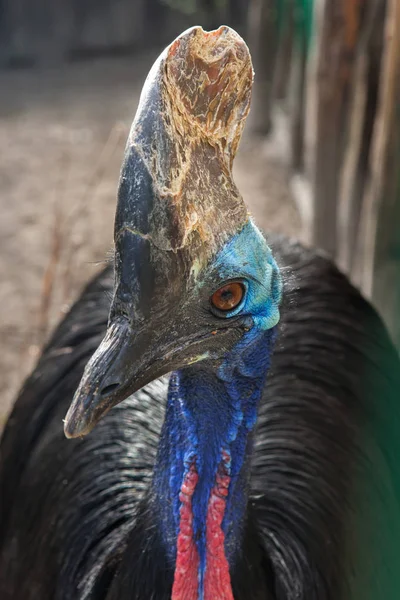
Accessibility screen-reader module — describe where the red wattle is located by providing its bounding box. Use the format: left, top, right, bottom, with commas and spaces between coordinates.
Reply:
171, 462, 200, 600
204, 451, 234, 600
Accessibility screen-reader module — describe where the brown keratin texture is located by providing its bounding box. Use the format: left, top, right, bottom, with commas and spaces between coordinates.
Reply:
116, 26, 254, 270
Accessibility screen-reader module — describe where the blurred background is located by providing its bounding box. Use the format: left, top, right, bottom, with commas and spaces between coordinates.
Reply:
0, 0, 399, 425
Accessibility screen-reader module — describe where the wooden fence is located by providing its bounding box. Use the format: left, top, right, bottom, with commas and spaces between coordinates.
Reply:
251, 0, 400, 348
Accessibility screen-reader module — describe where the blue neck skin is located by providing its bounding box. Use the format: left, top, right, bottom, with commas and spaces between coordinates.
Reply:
151, 220, 281, 594
152, 326, 277, 585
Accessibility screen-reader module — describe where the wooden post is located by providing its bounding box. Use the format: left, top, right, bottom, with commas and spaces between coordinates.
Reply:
337, 0, 385, 274
248, 0, 280, 134
356, 0, 400, 347
274, 5, 294, 101
289, 0, 311, 172
308, 0, 364, 258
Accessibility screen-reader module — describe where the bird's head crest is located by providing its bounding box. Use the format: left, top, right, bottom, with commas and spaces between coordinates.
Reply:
114, 25, 252, 285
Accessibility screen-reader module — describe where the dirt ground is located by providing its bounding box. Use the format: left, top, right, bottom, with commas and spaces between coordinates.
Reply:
0, 51, 300, 427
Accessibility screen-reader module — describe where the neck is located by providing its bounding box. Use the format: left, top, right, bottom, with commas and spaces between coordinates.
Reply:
151, 328, 276, 600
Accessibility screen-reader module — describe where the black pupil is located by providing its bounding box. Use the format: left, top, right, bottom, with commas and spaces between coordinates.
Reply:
211, 283, 243, 313
221, 290, 233, 302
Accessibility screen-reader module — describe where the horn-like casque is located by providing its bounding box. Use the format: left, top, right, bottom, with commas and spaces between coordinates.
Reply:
115, 25, 253, 278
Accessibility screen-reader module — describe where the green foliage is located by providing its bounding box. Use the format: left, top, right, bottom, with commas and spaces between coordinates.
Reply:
298, 0, 314, 49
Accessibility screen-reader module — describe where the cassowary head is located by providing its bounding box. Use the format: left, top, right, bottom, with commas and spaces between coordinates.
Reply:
64, 26, 281, 439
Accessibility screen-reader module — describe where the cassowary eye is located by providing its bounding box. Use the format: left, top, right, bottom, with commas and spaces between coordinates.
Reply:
211, 282, 245, 313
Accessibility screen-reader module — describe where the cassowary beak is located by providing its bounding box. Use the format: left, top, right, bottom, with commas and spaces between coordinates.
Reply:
64, 321, 132, 438
64, 25, 253, 438
64, 307, 244, 438
64, 319, 169, 439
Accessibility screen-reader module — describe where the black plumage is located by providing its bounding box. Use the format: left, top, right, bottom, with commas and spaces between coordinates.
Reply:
1, 233, 399, 599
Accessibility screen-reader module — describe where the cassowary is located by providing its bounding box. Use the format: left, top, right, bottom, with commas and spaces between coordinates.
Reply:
1, 26, 400, 600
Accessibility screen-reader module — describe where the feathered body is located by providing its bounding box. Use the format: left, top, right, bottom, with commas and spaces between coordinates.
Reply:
1, 234, 399, 599
1, 25, 400, 600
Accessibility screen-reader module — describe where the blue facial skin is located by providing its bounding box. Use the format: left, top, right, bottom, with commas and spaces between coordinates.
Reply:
151, 220, 282, 597
211, 219, 282, 331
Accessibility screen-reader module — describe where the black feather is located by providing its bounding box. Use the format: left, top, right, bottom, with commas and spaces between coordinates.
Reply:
1, 234, 399, 599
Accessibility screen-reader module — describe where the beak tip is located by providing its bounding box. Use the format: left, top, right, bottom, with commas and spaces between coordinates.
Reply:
63, 403, 92, 439
63, 420, 76, 439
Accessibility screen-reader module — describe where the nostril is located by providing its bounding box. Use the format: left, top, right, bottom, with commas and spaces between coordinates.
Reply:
100, 383, 120, 397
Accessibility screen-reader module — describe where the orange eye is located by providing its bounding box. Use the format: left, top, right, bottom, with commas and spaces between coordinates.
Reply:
211, 282, 245, 312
